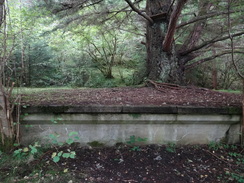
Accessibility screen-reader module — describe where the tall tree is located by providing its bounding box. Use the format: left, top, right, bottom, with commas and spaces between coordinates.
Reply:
41, 0, 244, 83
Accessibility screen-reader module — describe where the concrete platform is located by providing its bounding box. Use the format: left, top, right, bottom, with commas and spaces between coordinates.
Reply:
20, 105, 242, 145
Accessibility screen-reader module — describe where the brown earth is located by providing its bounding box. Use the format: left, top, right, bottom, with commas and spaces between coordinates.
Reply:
20, 86, 242, 107
43, 143, 243, 183
1, 143, 243, 183
5, 86, 243, 183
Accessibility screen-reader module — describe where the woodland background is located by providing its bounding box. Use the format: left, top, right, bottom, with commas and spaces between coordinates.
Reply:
0, 0, 243, 90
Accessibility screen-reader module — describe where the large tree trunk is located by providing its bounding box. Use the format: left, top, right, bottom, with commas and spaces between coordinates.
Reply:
145, 0, 185, 83
146, 0, 172, 81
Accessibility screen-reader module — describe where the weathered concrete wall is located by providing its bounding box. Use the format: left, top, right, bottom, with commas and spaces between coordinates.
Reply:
20, 105, 242, 145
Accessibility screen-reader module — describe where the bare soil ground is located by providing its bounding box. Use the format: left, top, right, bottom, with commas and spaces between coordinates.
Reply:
1, 143, 243, 183
20, 86, 242, 107
2, 86, 242, 183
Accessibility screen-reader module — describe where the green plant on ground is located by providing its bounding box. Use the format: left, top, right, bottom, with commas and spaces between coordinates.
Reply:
0, 134, 80, 182
126, 135, 147, 151
208, 142, 238, 151
13, 142, 40, 160
228, 152, 244, 165
208, 141, 222, 151
126, 135, 147, 145
48, 131, 79, 162
49, 133, 64, 146
51, 149, 76, 163
0, 151, 79, 183
166, 142, 176, 153
225, 172, 244, 183
66, 131, 80, 145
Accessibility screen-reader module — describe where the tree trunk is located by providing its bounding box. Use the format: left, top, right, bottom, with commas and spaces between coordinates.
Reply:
145, 0, 186, 83
0, 0, 13, 143
0, 0, 4, 27
146, 0, 174, 81
0, 85, 13, 142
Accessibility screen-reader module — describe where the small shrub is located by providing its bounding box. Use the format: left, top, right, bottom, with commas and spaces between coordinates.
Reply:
126, 135, 147, 151
166, 142, 176, 153
51, 149, 76, 163
48, 131, 79, 162
13, 142, 40, 160
208, 141, 221, 151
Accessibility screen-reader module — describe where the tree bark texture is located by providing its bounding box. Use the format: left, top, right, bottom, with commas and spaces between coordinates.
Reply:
0, 0, 4, 27
163, 0, 187, 53
0, 85, 13, 142
146, 0, 174, 81
0, 0, 12, 141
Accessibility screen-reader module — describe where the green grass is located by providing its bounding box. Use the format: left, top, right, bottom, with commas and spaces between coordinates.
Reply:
12, 87, 84, 95
216, 89, 242, 94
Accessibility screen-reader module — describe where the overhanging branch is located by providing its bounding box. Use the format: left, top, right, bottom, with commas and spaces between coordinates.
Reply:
124, 0, 153, 24
180, 31, 244, 56
53, 0, 104, 13
185, 50, 244, 70
177, 9, 243, 29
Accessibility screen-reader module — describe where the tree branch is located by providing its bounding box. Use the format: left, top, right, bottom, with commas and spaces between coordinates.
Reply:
124, 0, 153, 24
177, 9, 243, 29
179, 31, 244, 56
163, 0, 187, 53
227, 0, 244, 79
52, 0, 104, 13
178, 1, 211, 54
185, 50, 244, 70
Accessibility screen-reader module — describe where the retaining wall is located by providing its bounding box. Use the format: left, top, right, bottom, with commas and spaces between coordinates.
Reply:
20, 105, 242, 145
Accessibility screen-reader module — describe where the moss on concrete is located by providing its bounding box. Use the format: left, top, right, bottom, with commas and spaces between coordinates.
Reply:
227, 107, 242, 114
87, 141, 105, 147
129, 113, 142, 119
37, 106, 70, 113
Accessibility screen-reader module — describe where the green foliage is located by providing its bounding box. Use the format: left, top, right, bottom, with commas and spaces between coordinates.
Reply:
66, 131, 79, 145
208, 141, 222, 151
225, 172, 244, 183
4, 0, 149, 88
51, 149, 76, 163
126, 135, 147, 145
126, 135, 147, 151
185, 58, 243, 90
49, 134, 63, 146
208, 142, 240, 152
48, 131, 79, 162
13, 142, 40, 160
166, 142, 176, 153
